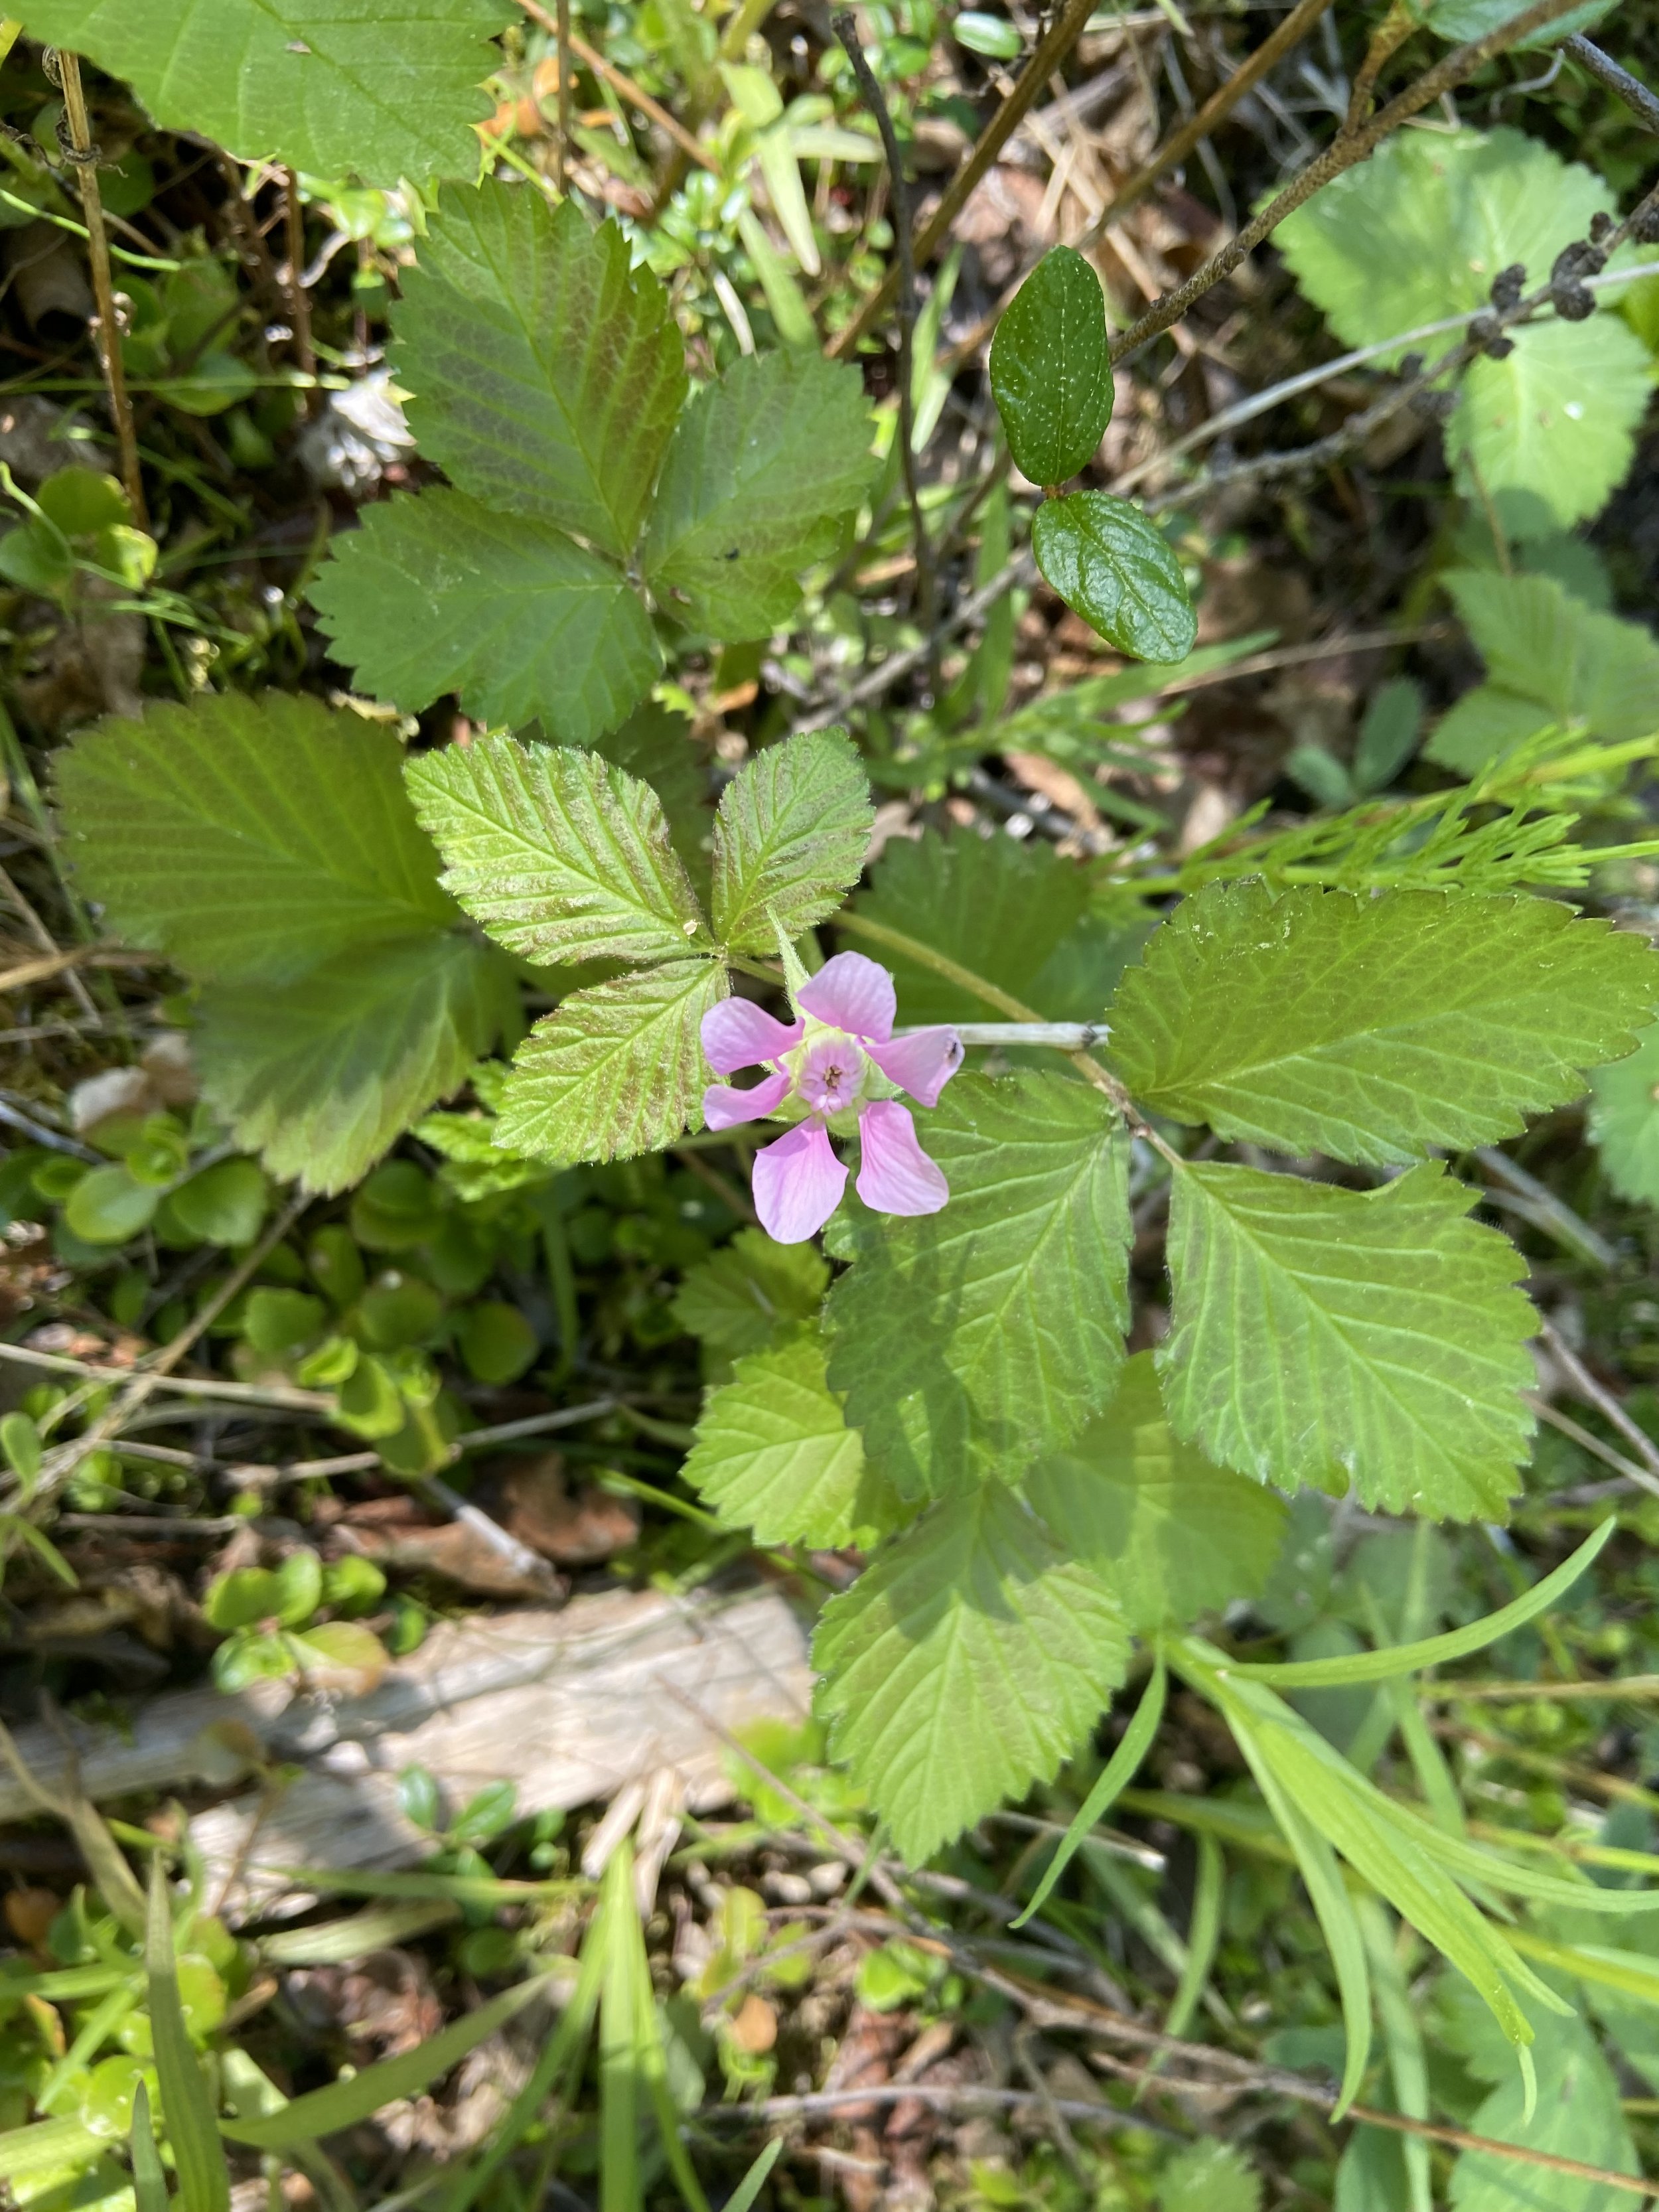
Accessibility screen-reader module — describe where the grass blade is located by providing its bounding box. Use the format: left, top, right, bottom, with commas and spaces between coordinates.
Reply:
723, 2138, 782, 2212
1164, 1832, 1223, 2041
130, 2081, 170, 2212
1013, 1655, 1166, 1929
145, 1860, 230, 2212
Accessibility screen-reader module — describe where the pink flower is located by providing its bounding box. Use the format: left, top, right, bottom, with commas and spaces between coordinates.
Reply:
701, 952, 964, 1244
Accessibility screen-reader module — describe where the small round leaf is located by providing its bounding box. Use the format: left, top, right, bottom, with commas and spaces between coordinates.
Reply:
1031, 491, 1196, 662
64, 1164, 160, 1245
171, 1157, 269, 1246
989, 247, 1113, 488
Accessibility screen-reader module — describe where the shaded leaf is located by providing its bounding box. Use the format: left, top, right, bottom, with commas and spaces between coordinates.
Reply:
1108, 881, 1659, 1163
405, 734, 706, 967
309, 490, 660, 747
672, 1228, 830, 1353
496, 959, 725, 1163
1159, 1161, 1536, 1518
989, 246, 1114, 486
826, 1072, 1131, 1495
1589, 1017, 1659, 1208
712, 729, 873, 950
814, 1483, 1129, 1861
54, 693, 453, 984
1032, 492, 1196, 662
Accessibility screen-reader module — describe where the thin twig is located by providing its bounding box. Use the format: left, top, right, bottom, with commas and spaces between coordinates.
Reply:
1108, 0, 1601, 368
1080, 0, 1337, 246
52, 50, 143, 524
1565, 35, 1659, 133
514, 0, 719, 171
281, 169, 316, 415
1537, 1315, 1659, 1489
1342, 0, 1415, 133
555, 0, 572, 193
1526, 1394, 1659, 1495
829, 0, 1096, 360
833, 12, 934, 648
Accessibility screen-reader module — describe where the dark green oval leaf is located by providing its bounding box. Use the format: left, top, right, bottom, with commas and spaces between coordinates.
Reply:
1032, 491, 1196, 662
989, 246, 1112, 486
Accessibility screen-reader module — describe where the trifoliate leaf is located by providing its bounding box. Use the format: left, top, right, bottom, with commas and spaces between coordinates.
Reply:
54, 692, 453, 984
643, 349, 873, 637
851, 832, 1093, 1023
989, 246, 1114, 487
15, 0, 509, 183
588, 706, 712, 891
1589, 1018, 1659, 1208
308, 490, 660, 747
196, 935, 510, 1195
393, 186, 687, 559
673, 1228, 830, 1354
813, 1483, 1129, 1862
712, 729, 873, 951
494, 960, 725, 1163
1032, 492, 1196, 662
1427, 571, 1659, 774
1275, 127, 1645, 537
405, 734, 707, 967
1159, 1161, 1536, 1518
826, 1072, 1131, 1495
1108, 881, 1659, 1163
1026, 1353, 1287, 1633
683, 1329, 891, 1546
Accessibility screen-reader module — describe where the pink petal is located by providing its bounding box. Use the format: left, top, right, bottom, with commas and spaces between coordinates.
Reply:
703, 1068, 792, 1130
752, 1121, 848, 1244
796, 952, 896, 1043
701, 997, 804, 1076
856, 1101, 948, 1217
867, 1027, 964, 1109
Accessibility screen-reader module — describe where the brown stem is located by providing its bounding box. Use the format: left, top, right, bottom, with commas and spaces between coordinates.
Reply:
281, 168, 316, 415
1080, 0, 1338, 247
514, 0, 718, 171
832, 11, 935, 651
828, 0, 1095, 360
1108, 0, 1598, 368
555, 0, 571, 193
1564, 33, 1659, 133
53, 50, 143, 524
1342, 0, 1416, 133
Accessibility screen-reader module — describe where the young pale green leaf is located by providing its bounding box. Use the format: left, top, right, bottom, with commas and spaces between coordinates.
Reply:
813, 1483, 1129, 1862
405, 734, 706, 966
1590, 1017, 1659, 1207
711, 729, 873, 950
54, 694, 454, 984
672, 1228, 830, 1355
393, 186, 687, 559
494, 960, 726, 1163
308, 490, 660, 747
988, 246, 1114, 487
1426, 571, 1659, 775
1159, 1161, 1536, 1519
643, 348, 873, 638
1013, 1655, 1165, 1929
1025, 1352, 1287, 1633
130, 2083, 167, 2212
1032, 492, 1196, 662
683, 1328, 893, 1547
221, 1976, 549, 2147
196, 934, 510, 1196
145, 1866, 230, 2212
1275, 127, 1647, 537
1108, 882, 1659, 1163
826, 1072, 1132, 1495
13, 0, 508, 184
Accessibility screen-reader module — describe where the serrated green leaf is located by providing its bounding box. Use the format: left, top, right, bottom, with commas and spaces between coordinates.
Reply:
1449, 2007, 1636, 2211
1275, 127, 1644, 538
393, 186, 687, 558
1032, 492, 1196, 662
196, 935, 509, 1196
683, 1329, 891, 1546
405, 733, 706, 966
54, 693, 453, 984
989, 246, 1114, 487
1108, 881, 1659, 1163
1590, 1017, 1659, 1208
1157, 2142, 1262, 2212
672, 1227, 829, 1353
1025, 1352, 1287, 1633
825, 1072, 1131, 1495
643, 349, 872, 638
494, 959, 725, 1163
813, 1483, 1129, 1862
308, 490, 660, 747
1159, 1161, 1535, 1518
14, 0, 508, 183
1427, 571, 1659, 774
711, 729, 873, 950
587, 705, 712, 891
849, 832, 1094, 1023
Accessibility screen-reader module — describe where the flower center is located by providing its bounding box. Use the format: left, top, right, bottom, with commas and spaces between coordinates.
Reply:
791, 1029, 868, 1119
